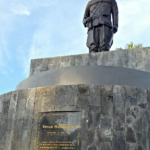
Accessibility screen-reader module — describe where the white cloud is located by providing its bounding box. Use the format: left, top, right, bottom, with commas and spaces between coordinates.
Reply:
12, 5, 30, 16
0, 41, 11, 71
23, 21, 54, 76
1, 0, 150, 77
2, 41, 11, 60
0, 50, 3, 67
112, 0, 150, 50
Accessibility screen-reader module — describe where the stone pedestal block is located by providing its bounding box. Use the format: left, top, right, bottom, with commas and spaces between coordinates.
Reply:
0, 85, 150, 150
0, 48, 150, 150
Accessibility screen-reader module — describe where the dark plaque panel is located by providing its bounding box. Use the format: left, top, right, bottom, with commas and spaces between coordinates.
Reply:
37, 112, 82, 150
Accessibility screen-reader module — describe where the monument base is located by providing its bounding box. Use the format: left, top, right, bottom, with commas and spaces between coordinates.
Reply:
0, 85, 150, 150
0, 48, 150, 150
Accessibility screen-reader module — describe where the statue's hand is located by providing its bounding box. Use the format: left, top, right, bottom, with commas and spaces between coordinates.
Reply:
86, 17, 92, 23
113, 26, 118, 34
83, 17, 92, 27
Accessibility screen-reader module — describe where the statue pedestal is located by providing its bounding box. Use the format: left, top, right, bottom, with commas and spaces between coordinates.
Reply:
0, 48, 150, 150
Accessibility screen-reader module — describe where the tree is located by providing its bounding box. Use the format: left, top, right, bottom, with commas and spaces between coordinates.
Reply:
126, 42, 143, 49
116, 42, 143, 50
116, 47, 123, 50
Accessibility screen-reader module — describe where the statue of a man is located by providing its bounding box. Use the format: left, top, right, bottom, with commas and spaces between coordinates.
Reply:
83, 0, 119, 53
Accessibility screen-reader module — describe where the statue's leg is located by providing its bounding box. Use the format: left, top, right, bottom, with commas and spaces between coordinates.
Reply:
87, 27, 99, 53
99, 25, 113, 52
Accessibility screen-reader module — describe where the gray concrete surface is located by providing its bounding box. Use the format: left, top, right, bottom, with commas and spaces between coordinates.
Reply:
17, 65, 150, 90
29, 47, 150, 76
0, 85, 150, 150
1, 49, 150, 150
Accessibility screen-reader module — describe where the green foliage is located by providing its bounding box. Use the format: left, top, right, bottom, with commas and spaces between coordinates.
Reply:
116, 42, 143, 50
126, 42, 143, 49
116, 47, 123, 50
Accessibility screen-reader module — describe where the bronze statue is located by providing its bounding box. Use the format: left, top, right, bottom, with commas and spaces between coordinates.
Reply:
83, 0, 119, 53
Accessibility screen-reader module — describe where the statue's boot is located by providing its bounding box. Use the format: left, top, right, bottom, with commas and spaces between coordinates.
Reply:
90, 50, 97, 53
89, 49, 98, 53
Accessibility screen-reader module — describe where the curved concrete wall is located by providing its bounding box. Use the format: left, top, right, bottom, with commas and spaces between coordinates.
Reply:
30, 48, 150, 76
17, 66, 150, 90
1, 49, 150, 150
0, 85, 150, 150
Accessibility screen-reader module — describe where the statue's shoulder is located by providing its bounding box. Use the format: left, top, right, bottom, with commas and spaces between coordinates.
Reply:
86, 1, 92, 9
87, 1, 92, 6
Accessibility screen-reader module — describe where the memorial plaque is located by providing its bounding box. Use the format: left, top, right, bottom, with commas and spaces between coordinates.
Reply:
37, 112, 82, 150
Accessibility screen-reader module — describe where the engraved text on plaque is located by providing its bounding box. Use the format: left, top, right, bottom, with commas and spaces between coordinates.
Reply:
37, 112, 82, 150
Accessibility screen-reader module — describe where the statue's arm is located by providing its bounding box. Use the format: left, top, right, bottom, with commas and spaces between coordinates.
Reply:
111, 0, 119, 33
83, 2, 91, 27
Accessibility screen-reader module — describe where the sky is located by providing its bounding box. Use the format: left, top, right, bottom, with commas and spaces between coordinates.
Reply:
0, 0, 150, 95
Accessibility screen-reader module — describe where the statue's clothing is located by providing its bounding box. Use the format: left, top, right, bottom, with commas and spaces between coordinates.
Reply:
87, 25, 113, 52
83, 0, 119, 52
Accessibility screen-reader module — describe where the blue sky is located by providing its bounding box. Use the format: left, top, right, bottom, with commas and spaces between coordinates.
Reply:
0, 0, 150, 95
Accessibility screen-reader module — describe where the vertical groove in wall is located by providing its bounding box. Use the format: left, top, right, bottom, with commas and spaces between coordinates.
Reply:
0, 95, 4, 122
99, 85, 113, 150
21, 88, 36, 150
29, 88, 37, 150
0, 93, 11, 150
147, 89, 150, 150
29, 87, 46, 150
0, 95, 4, 149
124, 86, 127, 150
112, 85, 115, 150
4, 91, 19, 150
11, 90, 28, 150
113, 85, 126, 150
19, 89, 29, 150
